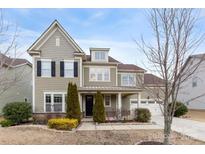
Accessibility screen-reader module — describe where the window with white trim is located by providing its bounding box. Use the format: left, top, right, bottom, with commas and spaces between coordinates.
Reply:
121, 73, 136, 86
94, 51, 106, 61
64, 61, 74, 78
89, 68, 110, 81
44, 93, 66, 112
41, 61, 51, 77
104, 95, 111, 107
56, 37, 60, 46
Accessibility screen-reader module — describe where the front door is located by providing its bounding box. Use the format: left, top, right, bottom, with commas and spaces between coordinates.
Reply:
85, 95, 93, 116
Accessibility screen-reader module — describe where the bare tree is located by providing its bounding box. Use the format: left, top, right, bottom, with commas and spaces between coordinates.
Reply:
0, 9, 21, 96
136, 8, 205, 144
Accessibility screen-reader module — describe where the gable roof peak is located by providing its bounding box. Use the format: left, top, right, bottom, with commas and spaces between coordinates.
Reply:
27, 20, 84, 54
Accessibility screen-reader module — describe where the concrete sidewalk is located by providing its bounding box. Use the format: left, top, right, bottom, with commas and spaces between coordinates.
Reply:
152, 116, 205, 142
76, 122, 162, 131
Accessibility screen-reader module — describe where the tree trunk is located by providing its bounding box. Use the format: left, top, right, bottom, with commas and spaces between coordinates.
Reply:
163, 117, 171, 144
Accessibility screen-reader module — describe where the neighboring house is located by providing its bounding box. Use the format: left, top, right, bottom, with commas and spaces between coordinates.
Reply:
0, 53, 32, 114
178, 54, 205, 110
27, 20, 164, 120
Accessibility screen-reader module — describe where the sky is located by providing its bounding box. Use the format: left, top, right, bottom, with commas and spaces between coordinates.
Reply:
1, 8, 205, 70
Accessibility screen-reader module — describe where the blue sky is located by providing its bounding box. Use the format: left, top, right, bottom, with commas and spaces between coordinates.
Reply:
2, 8, 205, 70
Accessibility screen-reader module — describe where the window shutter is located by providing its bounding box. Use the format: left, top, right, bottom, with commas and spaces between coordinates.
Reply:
60, 61, 64, 77
74, 61, 78, 77
51, 61, 56, 77
37, 60, 41, 77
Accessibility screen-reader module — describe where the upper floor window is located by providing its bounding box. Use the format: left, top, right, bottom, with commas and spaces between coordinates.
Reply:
64, 61, 74, 78
92, 51, 108, 62
56, 37, 60, 46
41, 60, 51, 77
89, 67, 110, 82
121, 73, 136, 86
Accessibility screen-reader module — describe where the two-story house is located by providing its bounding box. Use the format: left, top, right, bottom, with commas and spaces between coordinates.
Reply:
27, 20, 164, 120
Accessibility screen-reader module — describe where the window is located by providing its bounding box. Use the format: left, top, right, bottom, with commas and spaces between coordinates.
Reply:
44, 93, 65, 112
148, 101, 155, 104
56, 37, 60, 46
192, 77, 197, 88
89, 68, 110, 81
141, 101, 147, 104
41, 61, 51, 77
94, 51, 107, 61
53, 94, 63, 112
121, 74, 136, 86
45, 94, 52, 112
64, 61, 74, 78
104, 95, 111, 107
131, 100, 138, 104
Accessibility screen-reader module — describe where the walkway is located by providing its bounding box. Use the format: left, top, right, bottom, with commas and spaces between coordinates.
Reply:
76, 122, 162, 131
152, 115, 205, 142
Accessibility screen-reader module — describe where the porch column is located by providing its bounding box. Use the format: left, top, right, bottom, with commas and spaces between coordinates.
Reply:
117, 93, 122, 119
138, 92, 141, 108
78, 93, 82, 112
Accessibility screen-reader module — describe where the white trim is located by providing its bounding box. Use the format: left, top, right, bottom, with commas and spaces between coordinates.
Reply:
28, 20, 84, 53
121, 73, 136, 87
43, 92, 66, 113
89, 67, 111, 82
116, 67, 118, 86
104, 95, 111, 107
36, 28, 57, 50
75, 57, 83, 87
64, 60, 74, 78
83, 65, 117, 69
32, 56, 35, 113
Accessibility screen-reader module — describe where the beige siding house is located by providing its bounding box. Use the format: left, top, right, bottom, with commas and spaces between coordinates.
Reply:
0, 54, 32, 114
27, 20, 164, 120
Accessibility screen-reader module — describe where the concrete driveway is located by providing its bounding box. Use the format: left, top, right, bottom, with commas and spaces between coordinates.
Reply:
152, 115, 205, 142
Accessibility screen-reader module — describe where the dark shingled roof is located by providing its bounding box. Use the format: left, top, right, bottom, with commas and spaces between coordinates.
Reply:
118, 63, 145, 71
144, 74, 164, 85
0, 53, 31, 67
85, 55, 121, 63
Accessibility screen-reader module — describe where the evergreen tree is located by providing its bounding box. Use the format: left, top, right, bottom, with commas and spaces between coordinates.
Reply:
72, 83, 81, 122
93, 91, 105, 123
66, 82, 73, 118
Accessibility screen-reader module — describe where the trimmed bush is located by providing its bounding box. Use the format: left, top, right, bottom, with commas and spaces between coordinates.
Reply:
135, 108, 151, 122
93, 91, 105, 123
48, 118, 78, 130
66, 82, 81, 122
0, 119, 15, 127
168, 101, 188, 117
2, 102, 32, 124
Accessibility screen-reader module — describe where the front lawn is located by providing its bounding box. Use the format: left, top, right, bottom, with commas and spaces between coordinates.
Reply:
0, 126, 204, 145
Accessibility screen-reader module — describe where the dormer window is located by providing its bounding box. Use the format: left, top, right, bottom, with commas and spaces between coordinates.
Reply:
90, 48, 109, 62
95, 51, 106, 60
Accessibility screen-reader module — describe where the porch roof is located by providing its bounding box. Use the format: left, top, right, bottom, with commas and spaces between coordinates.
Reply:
78, 86, 142, 93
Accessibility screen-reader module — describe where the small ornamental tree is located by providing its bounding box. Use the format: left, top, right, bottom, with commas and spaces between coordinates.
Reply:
93, 91, 105, 123
66, 82, 81, 122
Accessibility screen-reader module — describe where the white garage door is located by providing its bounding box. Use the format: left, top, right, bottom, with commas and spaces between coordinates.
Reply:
130, 99, 163, 117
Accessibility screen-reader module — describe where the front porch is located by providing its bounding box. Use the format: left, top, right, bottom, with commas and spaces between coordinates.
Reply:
78, 86, 142, 120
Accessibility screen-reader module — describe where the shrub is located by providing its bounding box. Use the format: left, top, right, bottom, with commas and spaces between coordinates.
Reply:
32, 114, 48, 124
2, 102, 32, 124
0, 119, 15, 127
135, 108, 151, 122
93, 91, 105, 123
48, 118, 78, 130
66, 83, 81, 122
168, 101, 188, 117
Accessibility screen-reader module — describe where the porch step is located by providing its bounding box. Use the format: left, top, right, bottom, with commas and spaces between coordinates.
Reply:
81, 118, 93, 122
